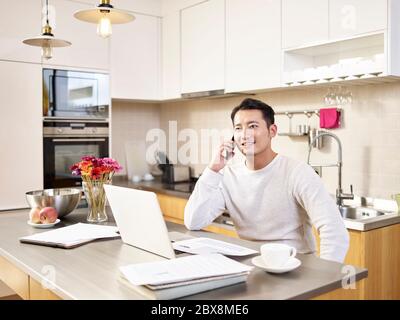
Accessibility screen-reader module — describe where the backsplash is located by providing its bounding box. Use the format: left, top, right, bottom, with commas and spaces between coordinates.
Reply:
112, 82, 400, 200
111, 100, 160, 177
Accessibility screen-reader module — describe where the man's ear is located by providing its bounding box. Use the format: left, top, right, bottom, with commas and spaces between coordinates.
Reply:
269, 124, 278, 138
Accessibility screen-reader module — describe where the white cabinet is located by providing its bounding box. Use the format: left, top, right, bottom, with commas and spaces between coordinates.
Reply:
329, 0, 387, 40
110, 14, 161, 100
0, 61, 42, 210
45, 0, 109, 70
162, 12, 181, 100
181, 0, 225, 94
226, 0, 281, 92
282, 0, 329, 49
0, 0, 41, 63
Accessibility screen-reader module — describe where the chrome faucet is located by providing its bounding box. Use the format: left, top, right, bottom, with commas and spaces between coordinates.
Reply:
307, 131, 354, 206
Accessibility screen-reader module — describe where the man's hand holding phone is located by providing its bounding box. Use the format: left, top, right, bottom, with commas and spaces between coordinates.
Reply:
209, 136, 235, 173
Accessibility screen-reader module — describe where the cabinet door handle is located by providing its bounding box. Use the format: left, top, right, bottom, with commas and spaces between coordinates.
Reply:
52, 138, 106, 142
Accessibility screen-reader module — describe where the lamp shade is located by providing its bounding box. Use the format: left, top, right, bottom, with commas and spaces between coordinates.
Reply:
74, 7, 135, 24
23, 35, 71, 48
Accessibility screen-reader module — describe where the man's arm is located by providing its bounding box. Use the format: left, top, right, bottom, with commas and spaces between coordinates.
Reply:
184, 167, 226, 230
292, 163, 350, 263
185, 139, 234, 230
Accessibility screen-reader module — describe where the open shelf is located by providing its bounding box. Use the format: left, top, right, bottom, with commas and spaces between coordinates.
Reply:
283, 32, 386, 85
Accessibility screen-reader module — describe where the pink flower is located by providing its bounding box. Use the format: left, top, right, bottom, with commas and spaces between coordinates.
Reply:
70, 156, 122, 180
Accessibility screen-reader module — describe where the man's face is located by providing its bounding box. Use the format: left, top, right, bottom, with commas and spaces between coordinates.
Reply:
233, 109, 277, 156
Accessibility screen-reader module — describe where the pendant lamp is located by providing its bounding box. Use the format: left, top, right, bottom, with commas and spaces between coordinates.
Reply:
23, 0, 71, 60
73, 0, 135, 39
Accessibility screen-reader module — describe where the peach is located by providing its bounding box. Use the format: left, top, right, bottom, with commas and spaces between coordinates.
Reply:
29, 207, 41, 224
39, 207, 58, 224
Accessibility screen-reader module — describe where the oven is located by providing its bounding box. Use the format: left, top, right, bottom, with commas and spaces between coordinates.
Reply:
43, 68, 110, 119
43, 119, 109, 189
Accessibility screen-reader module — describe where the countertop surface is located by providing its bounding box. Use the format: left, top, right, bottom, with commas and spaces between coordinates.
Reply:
0, 208, 367, 300
112, 176, 400, 232
112, 175, 193, 199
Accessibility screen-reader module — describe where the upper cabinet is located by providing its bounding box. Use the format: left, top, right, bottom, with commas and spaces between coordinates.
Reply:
282, 0, 329, 49
110, 14, 161, 100
181, 0, 225, 94
225, 0, 281, 92
0, 0, 41, 63
162, 12, 181, 100
329, 0, 387, 40
45, 0, 109, 70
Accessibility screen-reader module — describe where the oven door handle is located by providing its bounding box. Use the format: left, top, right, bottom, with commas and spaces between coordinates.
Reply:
52, 138, 107, 142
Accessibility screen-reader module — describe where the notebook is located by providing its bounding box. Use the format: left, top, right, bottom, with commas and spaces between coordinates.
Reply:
19, 223, 120, 249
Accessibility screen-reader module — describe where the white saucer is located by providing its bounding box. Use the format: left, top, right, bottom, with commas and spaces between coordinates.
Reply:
27, 219, 60, 229
251, 255, 301, 274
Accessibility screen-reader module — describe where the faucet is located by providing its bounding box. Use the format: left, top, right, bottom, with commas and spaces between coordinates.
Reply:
307, 131, 354, 207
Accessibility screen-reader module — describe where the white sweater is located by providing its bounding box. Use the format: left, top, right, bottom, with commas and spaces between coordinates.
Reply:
184, 154, 349, 263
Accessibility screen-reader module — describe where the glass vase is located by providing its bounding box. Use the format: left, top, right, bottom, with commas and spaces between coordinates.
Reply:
82, 180, 109, 223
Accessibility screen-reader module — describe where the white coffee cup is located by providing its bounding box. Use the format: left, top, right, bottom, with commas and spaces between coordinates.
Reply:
260, 243, 297, 268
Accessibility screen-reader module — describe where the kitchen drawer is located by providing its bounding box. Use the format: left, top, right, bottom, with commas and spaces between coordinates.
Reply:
156, 193, 187, 220
0, 256, 29, 300
29, 277, 61, 300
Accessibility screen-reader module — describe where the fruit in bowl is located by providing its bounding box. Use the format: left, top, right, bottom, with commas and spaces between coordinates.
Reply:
39, 207, 58, 224
25, 188, 81, 218
29, 207, 41, 224
29, 206, 58, 224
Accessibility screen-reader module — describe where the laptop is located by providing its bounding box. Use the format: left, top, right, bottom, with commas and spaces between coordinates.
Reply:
104, 184, 189, 259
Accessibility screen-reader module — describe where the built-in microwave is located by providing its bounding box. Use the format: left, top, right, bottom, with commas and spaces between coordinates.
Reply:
43, 68, 110, 119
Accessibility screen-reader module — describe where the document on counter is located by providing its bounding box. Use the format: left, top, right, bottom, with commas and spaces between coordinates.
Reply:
119, 253, 253, 286
19, 223, 120, 248
172, 237, 258, 256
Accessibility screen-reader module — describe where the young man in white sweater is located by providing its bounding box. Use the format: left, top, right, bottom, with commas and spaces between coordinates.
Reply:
184, 98, 349, 263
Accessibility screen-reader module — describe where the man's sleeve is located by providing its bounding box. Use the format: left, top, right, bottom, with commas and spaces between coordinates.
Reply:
292, 163, 350, 263
184, 167, 226, 230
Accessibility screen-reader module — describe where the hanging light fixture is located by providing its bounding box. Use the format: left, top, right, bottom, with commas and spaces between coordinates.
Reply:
23, 0, 71, 60
73, 0, 135, 39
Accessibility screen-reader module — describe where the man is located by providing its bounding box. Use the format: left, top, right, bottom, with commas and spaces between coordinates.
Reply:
184, 98, 349, 263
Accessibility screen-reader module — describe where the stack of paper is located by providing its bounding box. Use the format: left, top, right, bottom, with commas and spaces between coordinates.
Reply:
20, 223, 120, 248
172, 237, 258, 256
119, 253, 253, 299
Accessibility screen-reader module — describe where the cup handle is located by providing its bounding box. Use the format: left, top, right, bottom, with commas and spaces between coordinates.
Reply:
290, 247, 297, 258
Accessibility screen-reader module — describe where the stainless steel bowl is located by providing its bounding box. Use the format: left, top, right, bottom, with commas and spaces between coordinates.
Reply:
25, 188, 82, 218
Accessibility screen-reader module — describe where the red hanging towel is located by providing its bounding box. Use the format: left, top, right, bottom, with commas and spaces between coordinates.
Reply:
320, 108, 341, 129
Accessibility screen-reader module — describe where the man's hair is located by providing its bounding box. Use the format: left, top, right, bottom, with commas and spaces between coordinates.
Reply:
231, 98, 275, 128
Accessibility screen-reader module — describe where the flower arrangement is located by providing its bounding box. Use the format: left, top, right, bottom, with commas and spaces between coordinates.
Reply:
70, 156, 122, 223
71, 156, 122, 183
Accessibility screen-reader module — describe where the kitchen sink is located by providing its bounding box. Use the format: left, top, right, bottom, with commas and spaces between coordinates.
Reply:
339, 206, 388, 220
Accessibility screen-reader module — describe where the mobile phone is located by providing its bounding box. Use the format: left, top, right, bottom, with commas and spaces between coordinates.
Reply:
222, 136, 235, 159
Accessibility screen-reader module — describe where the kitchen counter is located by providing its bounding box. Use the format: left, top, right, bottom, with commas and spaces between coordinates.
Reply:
112, 175, 193, 199
0, 208, 367, 300
111, 176, 400, 232
342, 213, 400, 231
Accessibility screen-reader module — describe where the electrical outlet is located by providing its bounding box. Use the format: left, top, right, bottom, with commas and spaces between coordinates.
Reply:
312, 166, 322, 177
